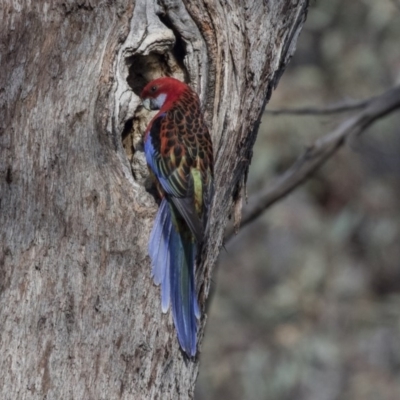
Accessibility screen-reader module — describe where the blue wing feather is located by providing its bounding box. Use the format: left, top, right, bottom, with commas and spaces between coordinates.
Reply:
148, 196, 199, 356
169, 218, 198, 356
145, 113, 202, 356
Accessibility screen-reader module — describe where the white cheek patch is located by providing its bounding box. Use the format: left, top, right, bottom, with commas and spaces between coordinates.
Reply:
154, 93, 167, 109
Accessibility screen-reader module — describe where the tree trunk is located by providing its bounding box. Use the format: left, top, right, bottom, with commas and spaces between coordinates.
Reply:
0, 0, 308, 398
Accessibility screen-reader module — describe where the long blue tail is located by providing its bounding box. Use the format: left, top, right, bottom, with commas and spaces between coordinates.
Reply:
149, 198, 200, 356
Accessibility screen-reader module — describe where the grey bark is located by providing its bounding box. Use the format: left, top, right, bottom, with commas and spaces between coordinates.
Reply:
0, 0, 308, 399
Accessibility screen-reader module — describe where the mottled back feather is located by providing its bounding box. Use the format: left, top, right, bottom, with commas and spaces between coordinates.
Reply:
146, 88, 213, 243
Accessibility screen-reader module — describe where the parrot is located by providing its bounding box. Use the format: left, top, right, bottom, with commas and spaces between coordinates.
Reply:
141, 77, 214, 357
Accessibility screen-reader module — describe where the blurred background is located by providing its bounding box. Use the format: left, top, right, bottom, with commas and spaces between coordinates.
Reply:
196, 0, 400, 399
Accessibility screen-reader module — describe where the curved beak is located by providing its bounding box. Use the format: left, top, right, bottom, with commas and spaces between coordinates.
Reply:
142, 98, 151, 111
142, 94, 166, 111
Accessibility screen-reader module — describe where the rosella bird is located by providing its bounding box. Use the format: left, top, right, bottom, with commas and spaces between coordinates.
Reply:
141, 77, 214, 356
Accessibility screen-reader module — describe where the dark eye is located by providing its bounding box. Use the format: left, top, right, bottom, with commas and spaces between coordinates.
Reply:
151, 85, 157, 92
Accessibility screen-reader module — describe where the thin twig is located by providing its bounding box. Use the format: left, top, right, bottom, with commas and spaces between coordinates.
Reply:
225, 86, 400, 240
266, 97, 376, 116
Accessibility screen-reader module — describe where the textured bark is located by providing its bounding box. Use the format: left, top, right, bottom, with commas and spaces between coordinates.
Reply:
0, 0, 308, 399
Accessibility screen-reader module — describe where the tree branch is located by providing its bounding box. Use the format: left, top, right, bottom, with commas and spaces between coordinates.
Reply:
265, 96, 376, 115
226, 85, 400, 240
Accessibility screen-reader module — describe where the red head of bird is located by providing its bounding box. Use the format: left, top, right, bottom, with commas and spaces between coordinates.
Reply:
141, 77, 190, 113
